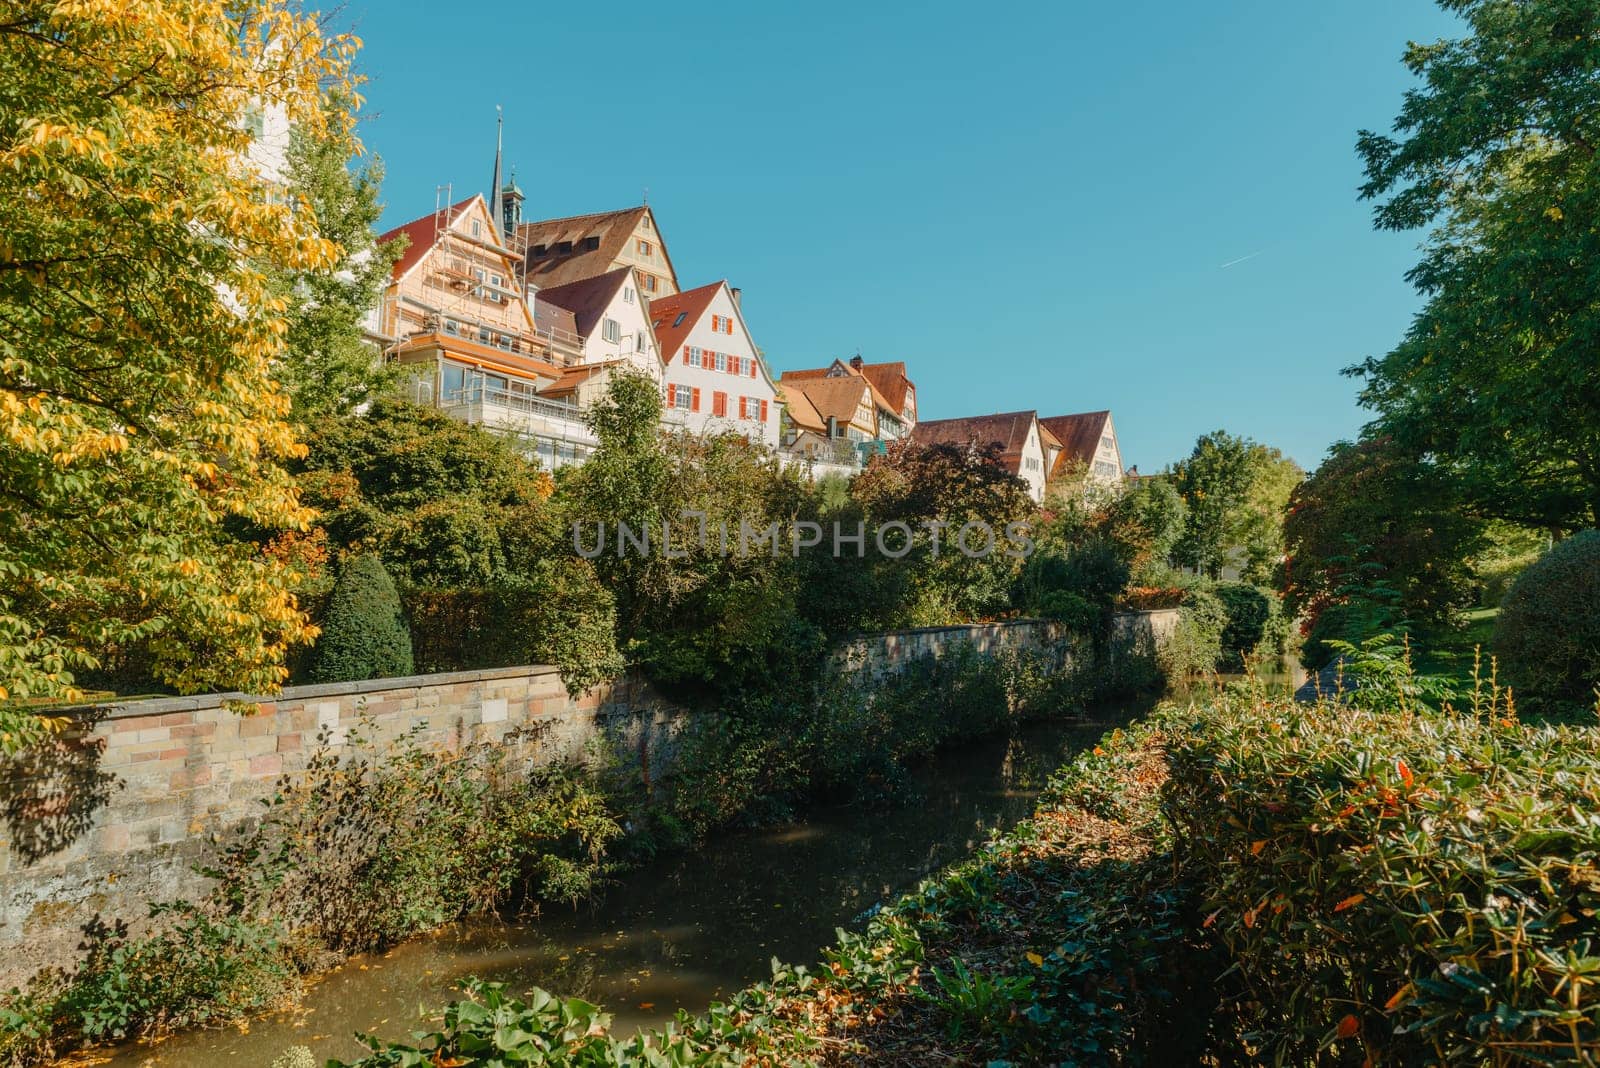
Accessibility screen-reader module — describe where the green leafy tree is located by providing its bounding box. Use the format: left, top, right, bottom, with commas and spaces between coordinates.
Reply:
1353, 0, 1600, 529
1283, 437, 1484, 639
0, 0, 360, 734
308, 555, 413, 683
296, 398, 551, 587
271, 93, 405, 422
1170, 431, 1258, 579
851, 441, 1037, 626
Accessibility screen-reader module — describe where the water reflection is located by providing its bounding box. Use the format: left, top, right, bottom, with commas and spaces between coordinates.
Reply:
89, 715, 1111, 1067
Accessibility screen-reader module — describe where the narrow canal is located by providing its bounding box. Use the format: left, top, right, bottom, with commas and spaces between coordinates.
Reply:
91, 712, 1125, 1066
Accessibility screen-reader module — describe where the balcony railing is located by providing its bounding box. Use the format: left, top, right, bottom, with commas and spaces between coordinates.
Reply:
442, 383, 587, 424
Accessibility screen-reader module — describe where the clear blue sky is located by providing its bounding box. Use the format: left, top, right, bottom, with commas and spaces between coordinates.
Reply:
349, 1, 1461, 473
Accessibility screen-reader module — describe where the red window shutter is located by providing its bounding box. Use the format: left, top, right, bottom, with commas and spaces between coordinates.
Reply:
760, 400, 769, 422
691, 387, 701, 412
748, 358, 756, 378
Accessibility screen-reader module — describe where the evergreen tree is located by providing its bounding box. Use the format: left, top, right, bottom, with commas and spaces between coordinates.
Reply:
309, 555, 413, 683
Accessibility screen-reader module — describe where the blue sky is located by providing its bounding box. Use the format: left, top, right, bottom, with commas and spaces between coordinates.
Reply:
350, 1, 1461, 473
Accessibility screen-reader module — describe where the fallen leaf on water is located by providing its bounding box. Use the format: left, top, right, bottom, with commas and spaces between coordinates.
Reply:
1025, 952, 1044, 967
639, 1002, 655, 1010
1334, 893, 1366, 913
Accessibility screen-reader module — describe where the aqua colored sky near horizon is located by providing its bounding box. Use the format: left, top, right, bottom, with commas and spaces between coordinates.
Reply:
348, 1, 1461, 474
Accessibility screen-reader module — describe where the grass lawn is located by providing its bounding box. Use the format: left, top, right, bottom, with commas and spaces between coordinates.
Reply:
1412, 607, 1499, 689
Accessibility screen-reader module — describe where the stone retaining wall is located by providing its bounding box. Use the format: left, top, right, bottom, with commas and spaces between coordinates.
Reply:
0, 612, 1176, 987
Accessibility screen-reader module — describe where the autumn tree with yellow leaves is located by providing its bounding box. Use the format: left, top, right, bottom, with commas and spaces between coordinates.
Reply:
0, 0, 365, 747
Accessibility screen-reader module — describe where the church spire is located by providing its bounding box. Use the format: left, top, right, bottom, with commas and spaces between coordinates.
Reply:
489, 106, 504, 240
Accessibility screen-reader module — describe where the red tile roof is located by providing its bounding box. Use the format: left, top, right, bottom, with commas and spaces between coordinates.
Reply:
516, 206, 674, 291
649, 281, 723, 364
910, 411, 1039, 476
856, 361, 913, 414
779, 375, 872, 429
534, 266, 633, 340
377, 196, 481, 281
1040, 411, 1112, 476
777, 384, 827, 433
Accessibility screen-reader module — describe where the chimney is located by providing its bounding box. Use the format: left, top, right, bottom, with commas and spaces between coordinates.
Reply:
849, 354, 864, 370
729, 286, 741, 309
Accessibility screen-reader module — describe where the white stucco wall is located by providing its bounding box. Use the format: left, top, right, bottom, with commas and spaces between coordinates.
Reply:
662, 287, 779, 449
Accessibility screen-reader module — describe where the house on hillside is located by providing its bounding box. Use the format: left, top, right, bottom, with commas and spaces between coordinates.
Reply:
535, 267, 662, 375
516, 206, 679, 300
373, 194, 597, 469
780, 356, 918, 441
650, 281, 780, 448
777, 374, 882, 467
1040, 411, 1126, 489
909, 411, 1059, 503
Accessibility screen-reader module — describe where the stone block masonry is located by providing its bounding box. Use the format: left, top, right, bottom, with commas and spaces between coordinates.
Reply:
0, 613, 1176, 988
0, 665, 678, 989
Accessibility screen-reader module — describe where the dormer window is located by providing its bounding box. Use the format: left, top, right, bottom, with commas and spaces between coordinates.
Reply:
583, 235, 601, 251
557, 240, 573, 253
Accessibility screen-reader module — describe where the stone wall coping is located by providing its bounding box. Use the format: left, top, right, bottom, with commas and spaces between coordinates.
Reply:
64, 663, 565, 723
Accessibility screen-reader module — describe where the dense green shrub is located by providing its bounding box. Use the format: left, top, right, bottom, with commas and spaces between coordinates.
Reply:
404, 561, 623, 696
209, 722, 620, 955
306, 555, 413, 683
1213, 582, 1283, 670
662, 644, 1086, 837
1159, 585, 1226, 680
1165, 689, 1600, 1065
1493, 530, 1600, 714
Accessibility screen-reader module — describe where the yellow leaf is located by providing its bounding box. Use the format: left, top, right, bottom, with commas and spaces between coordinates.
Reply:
1025, 952, 1044, 967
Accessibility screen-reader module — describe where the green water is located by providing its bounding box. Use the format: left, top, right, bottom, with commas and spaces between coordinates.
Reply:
90, 714, 1117, 1067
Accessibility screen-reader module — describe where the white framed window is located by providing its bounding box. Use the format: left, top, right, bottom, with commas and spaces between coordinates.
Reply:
672, 384, 693, 409
715, 351, 727, 372
644, 275, 657, 292
623, 287, 635, 304
687, 346, 701, 367
489, 273, 503, 303
471, 219, 482, 236
638, 240, 652, 256
602, 318, 621, 343
635, 333, 646, 352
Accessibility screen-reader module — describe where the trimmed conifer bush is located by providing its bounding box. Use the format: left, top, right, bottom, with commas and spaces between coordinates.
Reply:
1493, 529, 1600, 714
307, 554, 413, 683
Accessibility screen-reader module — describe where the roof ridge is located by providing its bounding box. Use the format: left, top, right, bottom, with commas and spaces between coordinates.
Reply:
517, 206, 645, 231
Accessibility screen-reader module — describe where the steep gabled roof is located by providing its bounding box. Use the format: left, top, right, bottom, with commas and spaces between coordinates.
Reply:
516, 206, 675, 291
378, 195, 504, 283
779, 375, 872, 429
910, 411, 1039, 476
535, 266, 632, 340
779, 358, 904, 418
649, 281, 723, 363
778, 384, 827, 433
1040, 411, 1112, 475
856, 361, 914, 414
